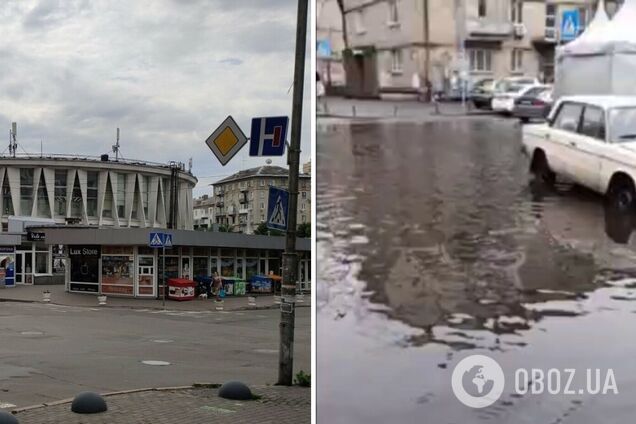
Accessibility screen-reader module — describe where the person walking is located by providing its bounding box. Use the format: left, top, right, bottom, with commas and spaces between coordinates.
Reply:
212, 272, 223, 301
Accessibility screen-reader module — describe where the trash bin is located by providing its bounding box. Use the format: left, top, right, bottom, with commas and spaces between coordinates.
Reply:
249, 275, 273, 293
221, 278, 235, 296
194, 276, 212, 296
167, 278, 195, 301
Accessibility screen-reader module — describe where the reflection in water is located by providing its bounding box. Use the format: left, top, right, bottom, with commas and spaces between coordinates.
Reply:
318, 120, 636, 424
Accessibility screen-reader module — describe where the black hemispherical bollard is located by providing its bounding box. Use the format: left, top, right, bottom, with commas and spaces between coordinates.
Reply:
0, 411, 19, 424
218, 381, 253, 400
71, 392, 107, 414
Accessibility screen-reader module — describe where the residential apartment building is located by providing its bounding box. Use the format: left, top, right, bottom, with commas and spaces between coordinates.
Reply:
212, 166, 311, 234
317, 0, 347, 89
193, 195, 215, 231
338, 0, 623, 96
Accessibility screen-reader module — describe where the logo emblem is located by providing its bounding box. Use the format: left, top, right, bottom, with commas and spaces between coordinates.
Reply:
451, 355, 505, 408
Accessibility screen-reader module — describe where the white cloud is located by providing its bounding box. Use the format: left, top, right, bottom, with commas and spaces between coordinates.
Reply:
0, 0, 312, 196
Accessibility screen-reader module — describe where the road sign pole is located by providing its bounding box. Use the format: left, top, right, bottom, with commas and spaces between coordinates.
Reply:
162, 245, 166, 309
277, 0, 307, 386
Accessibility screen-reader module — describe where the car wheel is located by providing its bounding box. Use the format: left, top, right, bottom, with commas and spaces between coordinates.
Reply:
609, 180, 636, 212
531, 152, 555, 186
520, 117, 529, 124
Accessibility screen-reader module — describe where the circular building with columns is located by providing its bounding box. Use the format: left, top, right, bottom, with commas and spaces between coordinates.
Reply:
0, 155, 196, 231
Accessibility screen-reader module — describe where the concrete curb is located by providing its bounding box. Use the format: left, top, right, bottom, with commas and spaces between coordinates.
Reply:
0, 298, 310, 312
11, 384, 223, 414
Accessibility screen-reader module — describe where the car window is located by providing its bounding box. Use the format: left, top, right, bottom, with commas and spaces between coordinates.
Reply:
524, 87, 546, 97
553, 103, 583, 132
609, 107, 636, 143
579, 106, 605, 141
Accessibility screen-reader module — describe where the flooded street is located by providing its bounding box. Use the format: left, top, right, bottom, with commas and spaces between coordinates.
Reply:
317, 119, 636, 423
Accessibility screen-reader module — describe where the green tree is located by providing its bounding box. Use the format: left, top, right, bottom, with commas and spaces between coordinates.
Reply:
254, 222, 284, 237
297, 222, 311, 238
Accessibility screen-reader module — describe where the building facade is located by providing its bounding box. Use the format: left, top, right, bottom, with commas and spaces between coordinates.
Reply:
338, 0, 623, 95
0, 156, 196, 231
213, 166, 311, 234
193, 195, 215, 230
318, 0, 347, 90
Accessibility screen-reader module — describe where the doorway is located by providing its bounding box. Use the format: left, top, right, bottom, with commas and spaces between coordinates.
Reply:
15, 251, 33, 285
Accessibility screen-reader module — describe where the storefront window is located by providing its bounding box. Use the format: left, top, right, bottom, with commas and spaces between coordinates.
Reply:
210, 257, 219, 275
52, 245, 65, 275
181, 256, 191, 279
35, 251, 48, 274
36, 173, 51, 218
221, 257, 235, 277
20, 168, 34, 214
236, 258, 244, 279
268, 258, 281, 276
193, 257, 208, 278
246, 258, 258, 280
158, 256, 179, 284
101, 254, 134, 295
69, 245, 100, 292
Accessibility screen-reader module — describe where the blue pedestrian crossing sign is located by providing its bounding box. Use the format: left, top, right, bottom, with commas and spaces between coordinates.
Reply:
149, 232, 172, 248
561, 10, 580, 41
249, 116, 289, 156
267, 187, 289, 231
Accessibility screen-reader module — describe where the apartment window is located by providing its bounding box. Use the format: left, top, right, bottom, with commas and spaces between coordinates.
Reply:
261, 214, 265, 222
260, 191, 265, 200
478, 0, 487, 17
388, 0, 399, 24
259, 179, 265, 187
302, 215, 306, 223
469, 49, 493, 72
71, 174, 82, 218
354, 10, 365, 34
511, 0, 523, 23
391, 49, 403, 73
301, 202, 306, 210
54, 170, 66, 216
545, 4, 556, 40
86, 171, 98, 217
260, 202, 265, 209
511, 49, 523, 72
302, 192, 307, 199
20, 168, 34, 214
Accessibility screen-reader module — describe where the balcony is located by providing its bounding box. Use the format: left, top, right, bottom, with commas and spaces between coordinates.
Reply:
239, 197, 247, 204
466, 18, 513, 40
239, 207, 250, 215
216, 201, 224, 207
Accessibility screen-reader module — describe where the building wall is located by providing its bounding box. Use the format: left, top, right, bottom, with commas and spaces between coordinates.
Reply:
193, 196, 215, 231
214, 175, 311, 234
0, 158, 196, 231
318, 0, 347, 88
342, 0, 605, 91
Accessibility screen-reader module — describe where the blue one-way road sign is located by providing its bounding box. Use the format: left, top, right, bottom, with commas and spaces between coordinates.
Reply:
267, 187, 289, 231
149, 232, 172, 248
249, 116, 289, 156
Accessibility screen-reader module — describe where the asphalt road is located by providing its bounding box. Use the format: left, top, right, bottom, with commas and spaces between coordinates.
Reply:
318, 118, 636, 423
0, 302, 309, 408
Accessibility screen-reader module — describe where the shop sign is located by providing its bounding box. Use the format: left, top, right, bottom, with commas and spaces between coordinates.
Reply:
69, 246, 100, 257
27, 231, 45, 241
0, 246, 15, 253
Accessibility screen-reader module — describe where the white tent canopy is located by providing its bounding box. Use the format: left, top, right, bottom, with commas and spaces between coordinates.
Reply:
555, 0, 636, 97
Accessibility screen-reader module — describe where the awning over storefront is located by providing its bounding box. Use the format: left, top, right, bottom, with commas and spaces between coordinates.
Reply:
30, 227, 311, 252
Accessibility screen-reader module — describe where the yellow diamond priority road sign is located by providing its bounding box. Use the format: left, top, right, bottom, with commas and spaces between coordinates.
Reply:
205, 116, 248, 166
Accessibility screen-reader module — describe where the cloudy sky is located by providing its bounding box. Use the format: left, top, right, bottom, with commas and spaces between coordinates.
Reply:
0, 0, 311, 196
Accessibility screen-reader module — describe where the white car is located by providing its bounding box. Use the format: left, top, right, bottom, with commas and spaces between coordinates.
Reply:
522, 95, 636, 210
492, 80, 543, 114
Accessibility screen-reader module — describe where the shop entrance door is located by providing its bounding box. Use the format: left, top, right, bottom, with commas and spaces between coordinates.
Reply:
137, 256, 156, 297
15, 251, 33, 285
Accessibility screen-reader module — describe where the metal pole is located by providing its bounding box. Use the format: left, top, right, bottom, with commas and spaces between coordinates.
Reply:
162, 246, 166, 309
278, 0, 307, 386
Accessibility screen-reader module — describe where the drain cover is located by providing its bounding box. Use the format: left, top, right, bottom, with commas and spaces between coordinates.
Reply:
141, 360, 171, 366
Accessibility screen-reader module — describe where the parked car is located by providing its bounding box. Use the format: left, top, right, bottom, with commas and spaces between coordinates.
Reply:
522, 95, 636, 211
513, 86, 553, 123
470, 78, 496, 109
491, 79, 542, 114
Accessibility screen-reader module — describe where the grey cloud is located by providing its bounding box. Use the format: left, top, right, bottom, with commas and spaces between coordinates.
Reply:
219, 58, 243, 65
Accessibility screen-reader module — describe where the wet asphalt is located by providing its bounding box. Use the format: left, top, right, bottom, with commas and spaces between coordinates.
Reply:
317, 118, 636, 424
